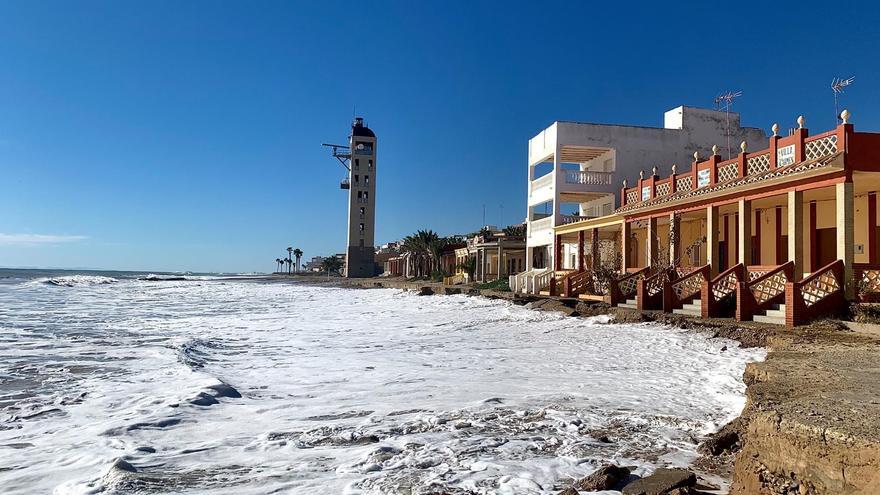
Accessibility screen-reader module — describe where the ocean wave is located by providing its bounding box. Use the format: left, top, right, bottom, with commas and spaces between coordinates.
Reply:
139, 274, 188, 281
41, 275, 119, 287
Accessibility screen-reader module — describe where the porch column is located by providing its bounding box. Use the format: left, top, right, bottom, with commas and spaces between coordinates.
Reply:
707, 205, 720, 277
669, 213, 680, 266
590, 228, 600, 270
497, 244, 503, 279
837, 182, 855, 298
738, 199, 752, 265
754, 209, 762, 264
646, 217, 658, 268
869, 193, 878, 264
622, 222, 632, 271
788, 190, 804, 280
577, 230, 585, 271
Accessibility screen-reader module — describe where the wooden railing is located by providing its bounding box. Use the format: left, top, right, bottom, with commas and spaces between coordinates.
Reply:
785, 260, 846, 327
608, 267, 649, 305
637, 268, 672, 311
736, 262, 793, 321
534, 269, 555, 294
700, 264, 744, 318
854, 263, 880, 302
663, 264, 710, 312
563, 270, 593, 298
548, 270, 575, 296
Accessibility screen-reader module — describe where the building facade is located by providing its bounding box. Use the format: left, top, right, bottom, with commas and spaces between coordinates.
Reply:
525, 106, 767, 272
539, 110, 880, 327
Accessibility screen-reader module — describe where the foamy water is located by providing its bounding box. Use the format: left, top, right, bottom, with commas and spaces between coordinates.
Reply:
0, 275, 764, 494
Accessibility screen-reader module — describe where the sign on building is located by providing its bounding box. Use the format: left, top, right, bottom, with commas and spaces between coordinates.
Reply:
777, 145, 795, 167
642, 186, 651, 201
697, 168, 711, 188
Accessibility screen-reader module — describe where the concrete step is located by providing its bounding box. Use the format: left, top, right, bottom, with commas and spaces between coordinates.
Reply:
626, 299, 637, 305
765, 308, 786, 318
673, 308, 701, 316
754, 314, 785, 325
617, 303, 638, 310
689, 299, 702, 308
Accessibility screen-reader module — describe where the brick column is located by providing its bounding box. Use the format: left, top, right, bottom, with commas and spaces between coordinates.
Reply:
553, 234, 562, 271
788, 191, 804, 281
738, 199, 752, 265
837, 182, 855, 298
707, 205, 720, 277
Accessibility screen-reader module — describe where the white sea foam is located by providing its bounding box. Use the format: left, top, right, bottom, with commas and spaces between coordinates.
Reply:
38, 275, 119, 286
0, 280, 764, 494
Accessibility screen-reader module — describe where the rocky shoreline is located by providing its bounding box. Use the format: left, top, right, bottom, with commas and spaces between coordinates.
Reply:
273, 274, 880, 494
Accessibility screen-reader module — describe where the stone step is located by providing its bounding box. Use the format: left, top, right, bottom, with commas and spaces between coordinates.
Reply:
765, 308, 786, 318
681, 302, 702, 312
626, 299, 638, 305
673, 308, 701, 317
617, 303, 638, 310
754, 314, 785, 325
689, 299, 702, 308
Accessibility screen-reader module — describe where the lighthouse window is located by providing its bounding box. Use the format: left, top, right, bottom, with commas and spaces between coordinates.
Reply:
354, 159, 360, 169
359, 223, 365, 232
357, 191, 362, 199
354, 174, 359, 184
363, 191, 369, 200
359, 207, 365, 217
368, 160, 373, 169
364, 175, 370, 185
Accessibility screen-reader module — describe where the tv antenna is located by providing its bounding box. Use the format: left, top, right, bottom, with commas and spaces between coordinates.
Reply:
714, 90, 742, 159
322, 143, 352, 189
831, 76, 855, 123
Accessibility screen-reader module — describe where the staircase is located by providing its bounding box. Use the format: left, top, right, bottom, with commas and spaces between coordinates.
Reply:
617, 296, 638, 310
753, 303, 786, 325
673, 298, 702, 317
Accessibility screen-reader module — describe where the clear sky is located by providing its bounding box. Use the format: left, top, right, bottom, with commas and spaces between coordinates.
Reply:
1, 1, 878, 273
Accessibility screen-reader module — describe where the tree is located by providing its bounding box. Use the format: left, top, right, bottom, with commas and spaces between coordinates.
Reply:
321, 256, 344, 277
293, 248, 303, 272
502, 224, 525, 238
286, 247, 293, 274
275, 258, 283, 273
458, 255, 477, 281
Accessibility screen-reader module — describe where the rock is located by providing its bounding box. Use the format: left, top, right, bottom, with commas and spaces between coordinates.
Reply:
621, 468, 696, 495
558, 487, 579, 495
207, 383, 242, 398
576, 463, 631, 491
189, 392, 219, 406
416, 287, 434, 296
699, 418, 742, 455
111, 458, 137, 473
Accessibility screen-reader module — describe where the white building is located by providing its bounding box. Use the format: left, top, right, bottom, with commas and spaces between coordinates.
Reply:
525, 105, 767, 270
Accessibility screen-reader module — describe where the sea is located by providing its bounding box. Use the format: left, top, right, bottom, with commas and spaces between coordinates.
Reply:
0, 268, 765, 494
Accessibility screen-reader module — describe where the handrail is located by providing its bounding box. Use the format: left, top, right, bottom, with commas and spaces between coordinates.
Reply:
637, 268, 673, 310
663, 264, 710, 312
786, 260, 846, 327
563, 270, 593, 298
701, 263, 745, 318
549, 270, 575, 296
736, 261, 793, 321
608, 266, 649, 305
853, 263, 880, 300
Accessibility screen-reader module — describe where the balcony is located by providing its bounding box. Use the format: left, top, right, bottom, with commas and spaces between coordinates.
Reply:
564, 170, 613, 186
561, 214, 594, 225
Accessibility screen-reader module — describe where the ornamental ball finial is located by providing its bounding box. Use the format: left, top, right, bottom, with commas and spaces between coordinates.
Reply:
740, 141, 747, 153
639, 170, 645, 180
772, 123, 779, 136
622, 179, 628, 188
671, 163, 677, 174
797, 115, 805, 129
841, 109, 851, 124
712, 144, 719, 155
693, 151, 699, 161
652, 165, 658, 176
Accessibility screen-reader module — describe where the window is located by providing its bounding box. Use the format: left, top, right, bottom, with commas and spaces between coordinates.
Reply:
359, 223, 365, 232
364, 175, 370, 185
363, 191, 369, 200
368, 159, 373, 169
357, 191, 362, 199
359, 207, 365, 217
354, 174, 359, 184
359, 239, 364, 247
354, 158, 360, 169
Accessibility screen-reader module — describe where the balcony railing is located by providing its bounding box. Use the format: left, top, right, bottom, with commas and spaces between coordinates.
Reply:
560, 214, 593, 225
530, 173, 553, 193
529, 216, 553, 233
564, 170, 613, 185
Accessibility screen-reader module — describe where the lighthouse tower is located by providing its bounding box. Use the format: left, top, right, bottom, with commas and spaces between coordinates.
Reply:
344, 117, 377, 277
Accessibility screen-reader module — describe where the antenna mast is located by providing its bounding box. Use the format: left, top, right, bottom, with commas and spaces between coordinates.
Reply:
832, 76, 855, 124
714, 90, 742, 160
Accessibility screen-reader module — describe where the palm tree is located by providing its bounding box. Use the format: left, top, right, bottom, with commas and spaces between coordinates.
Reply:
321, 256, 344, 278
286, 247, 293, 275
458, 256, 477, 281
293, 248, 303, 272
275, 258, 283, 273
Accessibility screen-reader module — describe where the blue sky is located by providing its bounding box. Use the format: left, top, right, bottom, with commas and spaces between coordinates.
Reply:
1, 1, 878, 273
